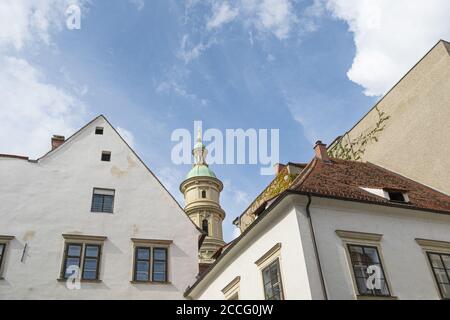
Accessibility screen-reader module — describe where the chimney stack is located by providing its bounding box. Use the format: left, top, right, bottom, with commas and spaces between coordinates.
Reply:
273, 163, 286, 175
51, 135, 65, 150
314, 140, 330, 162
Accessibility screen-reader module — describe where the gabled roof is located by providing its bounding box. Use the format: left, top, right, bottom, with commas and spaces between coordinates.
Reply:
289, 158, 450, 213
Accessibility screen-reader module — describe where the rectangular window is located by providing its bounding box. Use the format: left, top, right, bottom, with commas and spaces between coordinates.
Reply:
82, 245, 101, 280
427, 252, 450, 299
0, 243, 5, 273
91, 188, 115, 213
101, 151, 111, 162
63, 243, 82, 278
347, 244, 390, 297
95, 127, 104, 135
262, 259, 284, 300
62, 243, 102, 281
134, 247, 151, 282
152, 248, 168, 282
133, 247, 168, 283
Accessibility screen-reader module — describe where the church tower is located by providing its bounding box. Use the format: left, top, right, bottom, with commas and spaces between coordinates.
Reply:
180, 131, 225, 265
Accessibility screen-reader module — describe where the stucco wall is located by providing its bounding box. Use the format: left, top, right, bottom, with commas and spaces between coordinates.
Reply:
0, 117, 200, 299
192, 195, 450, 300
307, 197, 450, 300
330, 41, 450, 195
193, 198, 316, 300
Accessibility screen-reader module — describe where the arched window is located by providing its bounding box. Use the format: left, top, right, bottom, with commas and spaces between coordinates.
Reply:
202, 219, 209, 235
201, 190, 207, 198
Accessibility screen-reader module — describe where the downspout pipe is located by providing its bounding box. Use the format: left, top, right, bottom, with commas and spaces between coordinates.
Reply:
306, 194, 328, 300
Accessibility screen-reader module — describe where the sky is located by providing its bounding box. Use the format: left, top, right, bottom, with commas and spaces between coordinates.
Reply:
1, 0, 450, 242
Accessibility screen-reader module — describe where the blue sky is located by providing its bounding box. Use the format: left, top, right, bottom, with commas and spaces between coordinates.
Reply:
1, 0, 450, 241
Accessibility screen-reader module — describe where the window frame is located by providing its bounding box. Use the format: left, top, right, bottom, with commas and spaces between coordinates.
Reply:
81, 244, 102, 281
261, 258, 285, 300
133, 246, 152, 282
152, 247, 168, 283
60, 234, 106, 282
255, 243, 285, 300
0, 236, 14, 279
95, 127, 104, 135
426, 251, 450, 299
336, 230, 396, 300
416, 238, 450, 300
101, 151, 111, 162
91, 188, 115, 213
346, 243, 391, 297
131, 239, 172, 284
222, 276, 240, 300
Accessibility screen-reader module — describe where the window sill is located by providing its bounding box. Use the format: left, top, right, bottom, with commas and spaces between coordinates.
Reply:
57, 278, 102, 283
130, 280, 171, 285
356, 295, 398, 300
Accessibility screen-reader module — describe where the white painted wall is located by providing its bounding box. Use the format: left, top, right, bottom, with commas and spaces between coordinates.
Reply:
190, 194, 450, 300
192, 197, 316, 300
307, 197, 450, 300
0, 116, 200, 299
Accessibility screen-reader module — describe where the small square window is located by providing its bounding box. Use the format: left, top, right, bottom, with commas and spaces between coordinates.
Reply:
101, 152, 111, 162
95, 127, 104, 135
91, 188, 115, 213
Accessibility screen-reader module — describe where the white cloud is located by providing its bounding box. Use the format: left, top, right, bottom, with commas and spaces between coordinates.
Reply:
178, 34, 217, 64
0, 0, 83, 51
207, 1, 239, 30
203, 0, 297, 40
325, 0, 450, 96
0, 0, 88, 158
0, 56, 85, 158
129, 0, 145, 11
117, 127, 135, 148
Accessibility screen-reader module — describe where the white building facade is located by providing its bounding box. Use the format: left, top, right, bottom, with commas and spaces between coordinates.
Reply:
186, 144, 450, 300
0, 115, 201, 299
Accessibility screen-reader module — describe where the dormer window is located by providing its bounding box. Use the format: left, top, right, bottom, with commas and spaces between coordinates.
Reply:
360, 187, 409, 203
387, 191, 406, 202
95, 127, 104, 135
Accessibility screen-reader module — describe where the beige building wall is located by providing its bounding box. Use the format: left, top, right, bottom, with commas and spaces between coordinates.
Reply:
329, 40, 450, 195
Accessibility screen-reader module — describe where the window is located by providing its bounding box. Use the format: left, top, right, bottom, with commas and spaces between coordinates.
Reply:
427, 252, 450, 299
95, 127, 104, 135
387, 191, 406, 202
152, 248, 168, 282
0, 244, 5, 275
347, 244, 390, 297
201, 190, 206, 198
133, 245, 169, 283
0, 236, 14, 278
61, 241, 103, 281
91, 188, 115, 213
101, 151, 111, 162
202, 219, 209, 235
262, 259, 284, 300
134, 247, 151, 282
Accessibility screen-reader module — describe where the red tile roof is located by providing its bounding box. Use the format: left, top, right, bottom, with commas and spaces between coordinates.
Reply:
289, 158, 450, 213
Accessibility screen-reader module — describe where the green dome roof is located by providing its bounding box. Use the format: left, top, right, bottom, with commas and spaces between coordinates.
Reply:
186, 164, 216, 179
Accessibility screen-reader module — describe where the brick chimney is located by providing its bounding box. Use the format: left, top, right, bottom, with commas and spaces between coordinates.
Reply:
314, 140, 330, 162
51, 135, 65, 150
273, 163, 286, 175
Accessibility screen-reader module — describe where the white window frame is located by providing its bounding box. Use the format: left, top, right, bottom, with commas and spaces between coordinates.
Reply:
336, 230, 396, 300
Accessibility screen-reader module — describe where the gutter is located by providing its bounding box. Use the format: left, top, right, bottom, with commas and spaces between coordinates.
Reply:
305, 194, 328, 300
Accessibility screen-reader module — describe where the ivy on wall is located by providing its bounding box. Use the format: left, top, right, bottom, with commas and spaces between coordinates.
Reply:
329, 107, 391, 161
